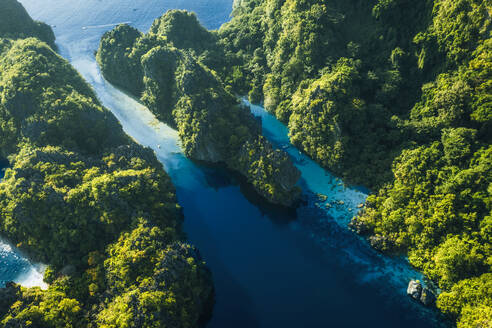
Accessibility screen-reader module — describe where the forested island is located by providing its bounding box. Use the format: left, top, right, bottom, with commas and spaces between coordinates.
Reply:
0, 0, 490, 327
96, 12, 301, 207
98, 0, 491, 327
0, 1, 213, 326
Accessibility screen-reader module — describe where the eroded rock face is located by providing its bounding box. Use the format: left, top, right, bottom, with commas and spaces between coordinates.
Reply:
407, 280, 422, 300
60, 265, 76, 276
420, 287, 436, 307
407, 280, 437, 307
97, 16, 302, 207
234, 135, 301, 207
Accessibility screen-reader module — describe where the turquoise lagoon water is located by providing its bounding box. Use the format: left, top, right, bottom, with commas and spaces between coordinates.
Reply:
8, 1, 449, 327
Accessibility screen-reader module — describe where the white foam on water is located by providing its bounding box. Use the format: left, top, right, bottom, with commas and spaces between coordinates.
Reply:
0, 240, 47, 290
16, 264, 48, 290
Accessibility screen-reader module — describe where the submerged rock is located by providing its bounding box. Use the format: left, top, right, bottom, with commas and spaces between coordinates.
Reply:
407, 280, 422, 300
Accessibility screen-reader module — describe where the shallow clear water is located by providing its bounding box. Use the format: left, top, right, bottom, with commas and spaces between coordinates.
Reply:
0, 161, 47, 289
0, 240, 47, 290
13, 1, 448, 327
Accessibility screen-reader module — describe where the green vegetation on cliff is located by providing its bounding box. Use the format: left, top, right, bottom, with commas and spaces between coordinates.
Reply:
215, 0, 491, 326
0, 0, 55, 48
97, 11, 301, 207
0, 3, 213, 327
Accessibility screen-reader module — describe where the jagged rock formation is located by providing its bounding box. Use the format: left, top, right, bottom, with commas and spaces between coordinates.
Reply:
97, 12, 301, 206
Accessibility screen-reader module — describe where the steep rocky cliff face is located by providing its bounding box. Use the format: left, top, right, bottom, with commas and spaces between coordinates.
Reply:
233, 136, 301, 205
97, 12, 301, 207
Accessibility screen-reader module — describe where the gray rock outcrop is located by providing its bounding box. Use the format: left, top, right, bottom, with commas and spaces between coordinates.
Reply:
407, 280, 422, 300
420, 287, 436, 306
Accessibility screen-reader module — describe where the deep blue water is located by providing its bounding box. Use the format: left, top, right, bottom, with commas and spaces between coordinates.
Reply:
13, 1, 449, 327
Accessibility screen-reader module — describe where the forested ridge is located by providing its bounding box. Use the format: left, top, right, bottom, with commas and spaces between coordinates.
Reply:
0, 0, 55, 48
0, 0, 490, 326
96, 11, 301, 207
96, 1, 491, 325
0, 1, 213, 327
213, 0, 491, 326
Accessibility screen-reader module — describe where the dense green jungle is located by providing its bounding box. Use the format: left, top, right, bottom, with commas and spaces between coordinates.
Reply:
0, 1, 213, 326
0, 0, 490, 327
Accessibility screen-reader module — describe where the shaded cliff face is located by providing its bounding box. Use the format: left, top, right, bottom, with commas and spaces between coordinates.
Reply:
97, 11, 301, 207
0, 0, 55, 47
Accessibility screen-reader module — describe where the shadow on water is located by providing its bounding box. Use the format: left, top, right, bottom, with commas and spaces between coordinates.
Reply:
291, 202, 450, 326
0, 160, 9, 180
178, 186, 262, 328
0, 158, 8, 179
15, 1, 451, 327
195, 160, 298, 224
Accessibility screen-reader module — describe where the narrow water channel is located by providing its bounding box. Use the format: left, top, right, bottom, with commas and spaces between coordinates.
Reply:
13, 1, 447, 327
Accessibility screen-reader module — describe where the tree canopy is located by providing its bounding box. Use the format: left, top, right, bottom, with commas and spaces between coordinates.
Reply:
0, 3, 213, 327
97, 11, 301, 206
215, 0, 491, 326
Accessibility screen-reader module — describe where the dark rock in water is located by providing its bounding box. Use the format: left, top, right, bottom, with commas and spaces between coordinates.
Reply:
420, 287, 436, 307
407, 280, 436, 307
407, 280, 422, 300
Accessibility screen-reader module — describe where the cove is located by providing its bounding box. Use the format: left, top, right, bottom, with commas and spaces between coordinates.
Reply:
0, 240, 47, 290
17, 1, 448, 327
0, 162, 47, 290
